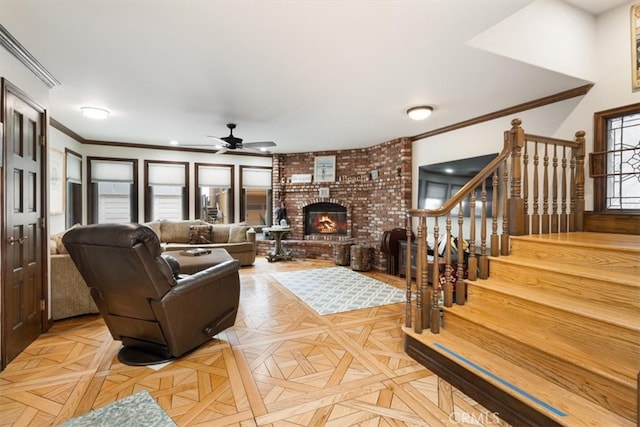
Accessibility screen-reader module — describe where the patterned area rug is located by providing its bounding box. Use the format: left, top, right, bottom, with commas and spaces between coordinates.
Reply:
60, 390, 175, 427
272, 267, 406, 315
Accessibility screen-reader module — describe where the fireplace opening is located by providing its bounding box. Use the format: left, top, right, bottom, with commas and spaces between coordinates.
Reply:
304, 202, 347, 236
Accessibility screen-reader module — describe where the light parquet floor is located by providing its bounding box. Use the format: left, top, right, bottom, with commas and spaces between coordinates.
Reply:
1, 258, 510, 426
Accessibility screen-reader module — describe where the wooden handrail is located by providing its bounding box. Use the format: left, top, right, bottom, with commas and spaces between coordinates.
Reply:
409, 144, 511, 218
405, 118, 586, 336
523, 133, 580, 148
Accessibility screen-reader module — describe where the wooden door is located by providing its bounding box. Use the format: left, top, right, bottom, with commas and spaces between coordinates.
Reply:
2, 80, 46, 368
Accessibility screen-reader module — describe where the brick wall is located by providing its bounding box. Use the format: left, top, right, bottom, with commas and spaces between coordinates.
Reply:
270, 137, 412, 269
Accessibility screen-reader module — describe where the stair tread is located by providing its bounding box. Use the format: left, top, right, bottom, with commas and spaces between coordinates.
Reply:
489, 255, 639, 286
510, 232, 640, 252
443, 302, 639, 383
468, 277, 640, 331
403, 326, 636, 427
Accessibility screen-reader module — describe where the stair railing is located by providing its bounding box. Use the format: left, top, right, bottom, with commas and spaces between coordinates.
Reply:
405, 118, 585, 334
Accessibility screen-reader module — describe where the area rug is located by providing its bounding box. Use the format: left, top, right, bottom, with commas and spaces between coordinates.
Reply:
60, 390, 176, 427
272, 267, 406, 315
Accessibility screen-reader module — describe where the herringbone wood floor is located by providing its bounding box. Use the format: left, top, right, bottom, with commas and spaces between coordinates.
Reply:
0, 258, 509, 426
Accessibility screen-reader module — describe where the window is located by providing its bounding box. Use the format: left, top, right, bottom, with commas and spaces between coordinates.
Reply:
144, 161, 188, 221
593, 104, 640, 211
195, 163, 234, 224
240, 166, 272, 226
88, 158, 138, 224
65, 149, 82, 227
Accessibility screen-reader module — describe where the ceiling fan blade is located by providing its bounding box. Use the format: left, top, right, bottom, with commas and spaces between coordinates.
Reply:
212, 148, 229, 156
243, 141, 276, 148
241, 147, 271, 155
206, 135, 229, 145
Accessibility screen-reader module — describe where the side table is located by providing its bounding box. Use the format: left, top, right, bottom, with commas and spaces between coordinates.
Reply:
265, 227, 293, 262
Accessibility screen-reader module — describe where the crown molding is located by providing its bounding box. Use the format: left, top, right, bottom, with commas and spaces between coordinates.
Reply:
0, 23, 60, 88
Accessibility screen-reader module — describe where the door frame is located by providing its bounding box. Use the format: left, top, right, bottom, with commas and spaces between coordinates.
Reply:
1, 78, 50, 370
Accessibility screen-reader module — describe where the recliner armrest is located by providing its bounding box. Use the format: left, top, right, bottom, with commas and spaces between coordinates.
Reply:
170, 259, 240, 295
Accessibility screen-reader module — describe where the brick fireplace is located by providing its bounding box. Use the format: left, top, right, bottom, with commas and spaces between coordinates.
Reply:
302, 199, 351, 239
260, 137, 412, 268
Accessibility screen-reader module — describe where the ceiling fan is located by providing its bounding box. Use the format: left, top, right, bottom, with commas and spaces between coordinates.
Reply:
187, 123, 276, 155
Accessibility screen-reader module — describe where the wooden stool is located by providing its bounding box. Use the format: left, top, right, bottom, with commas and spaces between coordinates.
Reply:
333, 242, 353, 266
350, 244, 372, 271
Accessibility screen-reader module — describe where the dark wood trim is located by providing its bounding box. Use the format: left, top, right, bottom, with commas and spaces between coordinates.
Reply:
404, 335, 562, 427
143, 160, 190, 222
194, 163, 235, 223
410, 84, 594, 142
86, 157, 139, 224
592, 102, 640, 212
84, 139, 272, 157
50, 118, 87, 144
584, 211, 640, 235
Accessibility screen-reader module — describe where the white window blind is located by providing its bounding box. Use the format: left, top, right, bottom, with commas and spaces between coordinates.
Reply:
148, 163, 186, 186
242, 168, 271, 188
91, 160, 134, 183
66, 153, 82, 183
198, 165, 231, 187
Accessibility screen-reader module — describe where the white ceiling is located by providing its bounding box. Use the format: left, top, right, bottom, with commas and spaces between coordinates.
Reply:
0, 0, 625, 154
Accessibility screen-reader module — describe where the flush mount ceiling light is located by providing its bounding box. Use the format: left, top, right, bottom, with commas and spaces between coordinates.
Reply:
80, 106, 110, 119
406, 106, 433, 121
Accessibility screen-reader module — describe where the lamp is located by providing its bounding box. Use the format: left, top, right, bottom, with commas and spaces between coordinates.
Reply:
406, 106, 433, 121
81, 106, 110, 119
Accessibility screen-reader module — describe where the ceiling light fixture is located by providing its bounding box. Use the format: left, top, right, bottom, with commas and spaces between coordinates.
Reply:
80, 106, 110, 119
407, 106, 433, 121
169, 140, 179, 146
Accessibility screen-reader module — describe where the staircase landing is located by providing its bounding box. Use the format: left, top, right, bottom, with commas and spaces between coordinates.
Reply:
404, 232, 640, 426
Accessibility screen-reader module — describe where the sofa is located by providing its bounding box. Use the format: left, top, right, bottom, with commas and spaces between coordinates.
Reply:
49, 220, 255, 320
143, 219, 256, 266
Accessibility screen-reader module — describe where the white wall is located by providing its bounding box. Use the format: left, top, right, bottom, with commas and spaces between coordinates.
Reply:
413, 1, 640, 212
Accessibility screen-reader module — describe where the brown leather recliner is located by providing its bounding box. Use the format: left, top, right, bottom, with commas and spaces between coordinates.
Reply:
62, 223, 240, 366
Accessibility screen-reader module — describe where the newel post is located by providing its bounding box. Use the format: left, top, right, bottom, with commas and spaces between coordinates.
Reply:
573, 131, 586, 232
508, 118, 526, 236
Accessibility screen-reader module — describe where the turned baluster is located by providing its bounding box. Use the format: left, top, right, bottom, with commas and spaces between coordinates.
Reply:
551, 145, 559, 233
456, 204, 466, 305
560, 146, 568, 232
491, 170, 500, 258
542, 143, 550, 234
468, 188, 478, 282
523, 141, 530, 235
415, 215, 427, 333
430, 217, 440, 334
480, 179, 490, 279
501, 159, 510, 256
532, 142, 540, 234
573, 131, 586, 231
444, 214, 453, 307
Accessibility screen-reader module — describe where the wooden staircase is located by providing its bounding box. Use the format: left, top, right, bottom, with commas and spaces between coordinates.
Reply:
404, 232, 640, 426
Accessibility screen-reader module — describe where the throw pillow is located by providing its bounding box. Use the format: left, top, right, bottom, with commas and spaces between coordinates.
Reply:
228, 225, 249, 243
189, 224, 212, 244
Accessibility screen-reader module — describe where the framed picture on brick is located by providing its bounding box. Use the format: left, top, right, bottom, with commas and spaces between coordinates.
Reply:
314, 156, 335, 182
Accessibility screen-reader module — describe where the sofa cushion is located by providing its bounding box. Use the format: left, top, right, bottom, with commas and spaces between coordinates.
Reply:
189, 224, 213, 244
145, 221, 162, 240
229, 225, 249, 243
160, 219, 205, 243
210, 224, 231, 243
51, 224, 81, 254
